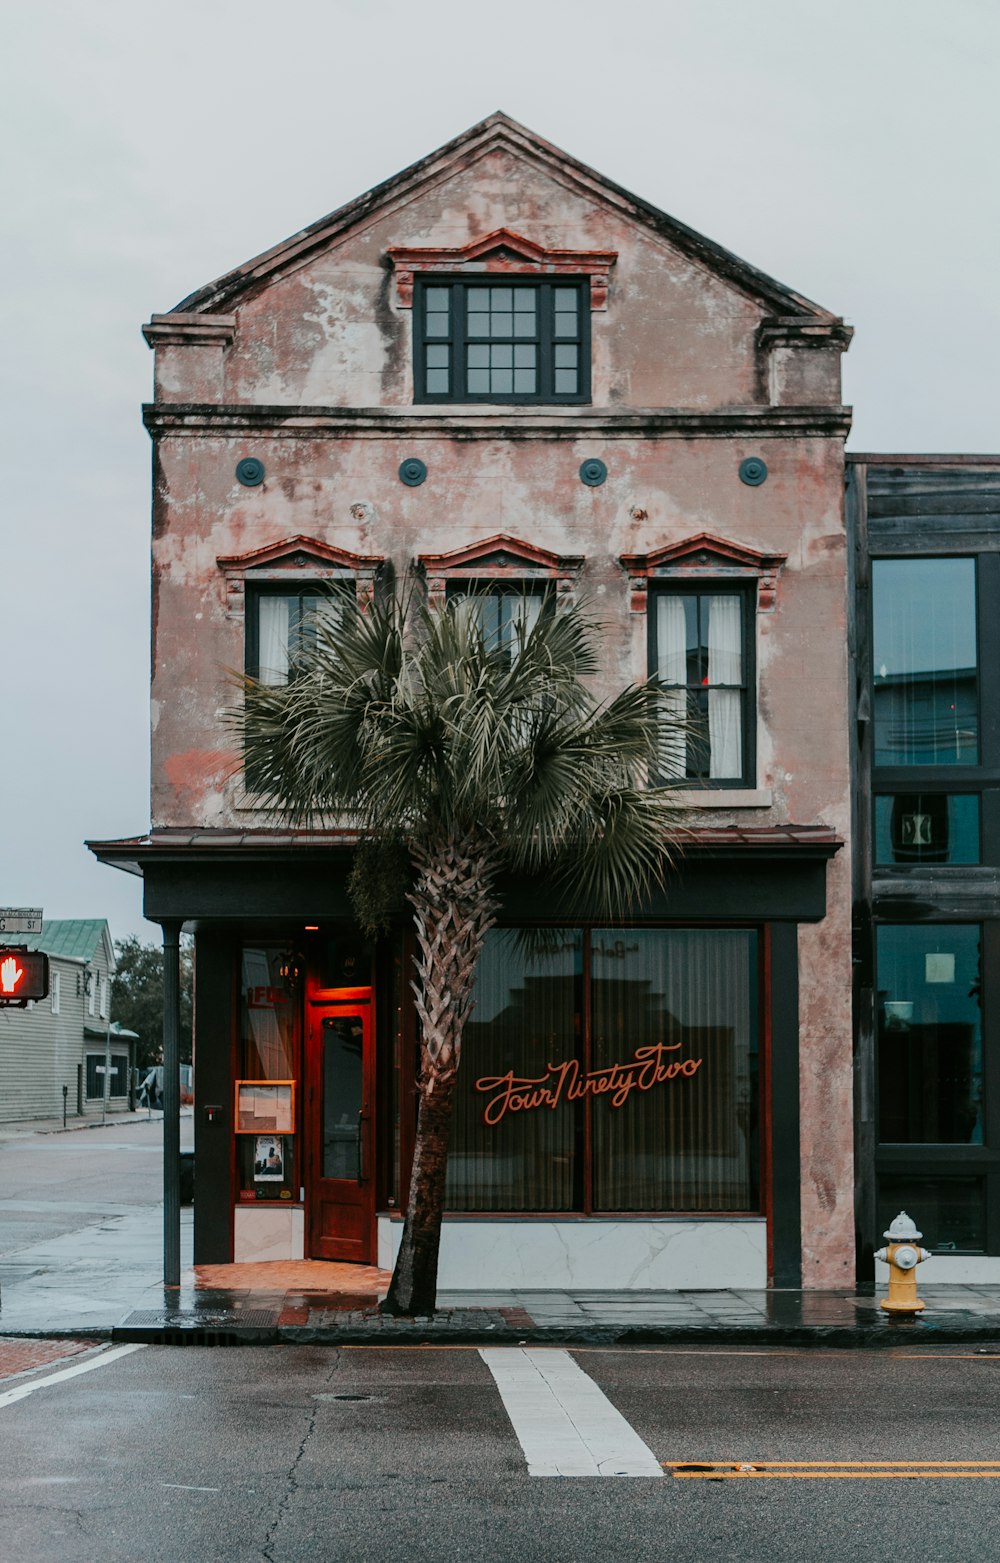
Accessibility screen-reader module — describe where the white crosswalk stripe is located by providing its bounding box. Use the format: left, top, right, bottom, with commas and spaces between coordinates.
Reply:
481, 1347, 663, 1478
0, 1344, 145, 1409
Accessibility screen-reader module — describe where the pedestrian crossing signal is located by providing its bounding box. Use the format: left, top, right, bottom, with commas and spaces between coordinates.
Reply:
0, 948, 49, 1004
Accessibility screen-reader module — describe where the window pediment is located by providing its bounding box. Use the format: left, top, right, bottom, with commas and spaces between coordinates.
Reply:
388, 228, 617, 310
217, 535, 384, 614
620, 533, 786, 612
417, 534, 584, 609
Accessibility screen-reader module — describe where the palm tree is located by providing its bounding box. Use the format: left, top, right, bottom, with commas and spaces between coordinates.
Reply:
235, 589, 688, 1315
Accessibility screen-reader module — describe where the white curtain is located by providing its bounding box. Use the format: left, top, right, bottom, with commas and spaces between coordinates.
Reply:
707, 594, 742, 779
656, 595, 688, 779
258, 596, 290, 686
509, 591, 542, 658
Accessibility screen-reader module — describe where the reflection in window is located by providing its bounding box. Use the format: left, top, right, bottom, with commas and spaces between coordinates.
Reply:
447, 927, 760, 1213
322, 1016, 364, 1181
447, 929, 583, 1212
877, 924, 983, 1144
654, 591, 748, 782
873, 559, 978, 766
250, 588, 345, 686
878, 1175, 985, 1253
241, 948, 296, 1078
416, 280, 588, 404
874, 794, 980, 865
447, 584, 546, 663
591, 930, 758, 1211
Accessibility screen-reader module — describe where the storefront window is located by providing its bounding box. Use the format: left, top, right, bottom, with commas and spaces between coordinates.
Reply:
447, 930, 583, 1211
877, 1175, 985, 1253
591, 929, 758, 1211
872, 558, 978, 766
239, 948, 300, 1202
874, 794, 980, 865
877, 924, 983, 1144
447, 926, 760, 1214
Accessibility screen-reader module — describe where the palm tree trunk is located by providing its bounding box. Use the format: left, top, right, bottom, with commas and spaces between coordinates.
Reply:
382, 828, 498, 1316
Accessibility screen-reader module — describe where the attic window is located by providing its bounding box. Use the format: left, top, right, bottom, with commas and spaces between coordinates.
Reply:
415, 279, 589, 404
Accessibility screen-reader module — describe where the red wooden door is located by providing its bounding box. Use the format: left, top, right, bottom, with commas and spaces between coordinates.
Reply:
306, 991, 375, 1262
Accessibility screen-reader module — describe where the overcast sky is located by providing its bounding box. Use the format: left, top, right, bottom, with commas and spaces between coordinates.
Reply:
2, 0, 997, 947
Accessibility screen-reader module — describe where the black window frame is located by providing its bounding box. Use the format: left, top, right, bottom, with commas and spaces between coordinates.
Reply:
868, 548, 1000, 1253
648, 582, 756, 788
245, 582, 347, 685
413, 277, 591, 406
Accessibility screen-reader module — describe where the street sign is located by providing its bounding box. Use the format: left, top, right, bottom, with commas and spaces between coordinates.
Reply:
0, 908, 43, 935
0, 948, 49, 1004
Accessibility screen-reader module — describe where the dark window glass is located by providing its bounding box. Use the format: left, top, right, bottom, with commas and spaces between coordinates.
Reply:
591, 930, 759, 1211
415, 280, 589, 404
322, 1015, 364, 1180
448, 927, 760, 1214
446, 583, 549, 664
878, 1175, 985, 1253
447, 929, 583, 1212
653, 590, 749, 783
877, 924, 983, 1144
873, 558, 978, 766
874, 794, 980, 865
85, 1054, 129, 1098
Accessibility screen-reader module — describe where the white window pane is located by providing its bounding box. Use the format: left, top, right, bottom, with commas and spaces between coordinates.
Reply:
706, 595, 742, 685
708, 689, 743, 778
258, 596, 291, 685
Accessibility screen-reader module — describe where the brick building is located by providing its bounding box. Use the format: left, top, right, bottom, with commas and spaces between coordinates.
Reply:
92, 114, 860, 1288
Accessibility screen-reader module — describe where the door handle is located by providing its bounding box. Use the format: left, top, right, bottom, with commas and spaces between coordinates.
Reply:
357, 1110, 367, 1184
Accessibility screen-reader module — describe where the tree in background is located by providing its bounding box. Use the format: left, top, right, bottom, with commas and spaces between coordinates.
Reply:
111, 935, 193, 1069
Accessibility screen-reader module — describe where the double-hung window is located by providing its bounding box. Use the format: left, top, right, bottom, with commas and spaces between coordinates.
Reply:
446, 582, 549, 664
415, 279, 590, 404
652, 587, 752, 784
246, 587, 344, 686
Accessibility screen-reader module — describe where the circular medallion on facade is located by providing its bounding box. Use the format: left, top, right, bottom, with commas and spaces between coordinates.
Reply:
235, 458, 265, 487
579, 459, 607, 487
398, 458, 427, 487
739, 457, 768, 487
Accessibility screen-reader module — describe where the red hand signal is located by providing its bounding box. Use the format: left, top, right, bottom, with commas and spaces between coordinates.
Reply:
1, 956, 24, 994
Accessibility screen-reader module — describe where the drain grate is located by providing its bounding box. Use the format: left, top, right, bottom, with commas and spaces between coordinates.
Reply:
114, 1309, 279, 1346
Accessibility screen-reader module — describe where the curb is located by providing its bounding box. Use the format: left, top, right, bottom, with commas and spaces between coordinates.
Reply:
90, 1317, 1000, 1348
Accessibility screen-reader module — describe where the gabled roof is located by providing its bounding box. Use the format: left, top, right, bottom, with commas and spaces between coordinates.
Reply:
166, 112, 841, 323
29, 919, 115, 970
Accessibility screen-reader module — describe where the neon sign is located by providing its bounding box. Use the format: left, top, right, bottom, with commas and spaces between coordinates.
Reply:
475, 1044, 703, 1127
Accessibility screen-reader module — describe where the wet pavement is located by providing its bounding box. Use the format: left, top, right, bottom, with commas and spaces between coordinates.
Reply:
3, 1114, 1000, 1346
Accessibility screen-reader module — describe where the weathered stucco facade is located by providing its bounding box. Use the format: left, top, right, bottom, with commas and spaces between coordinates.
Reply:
103, 115, 856, 1286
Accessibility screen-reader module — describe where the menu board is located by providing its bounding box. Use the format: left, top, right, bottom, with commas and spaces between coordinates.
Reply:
235, 1080, 295, 1134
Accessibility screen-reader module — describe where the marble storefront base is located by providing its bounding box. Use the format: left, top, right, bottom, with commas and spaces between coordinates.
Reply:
234, 1205, 304, 1263
377, 1216, 767, 1290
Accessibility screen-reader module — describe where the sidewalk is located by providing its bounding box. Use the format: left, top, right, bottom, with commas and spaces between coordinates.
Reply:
2, 1116, 999, 1347
3, 1228, 1000, 1346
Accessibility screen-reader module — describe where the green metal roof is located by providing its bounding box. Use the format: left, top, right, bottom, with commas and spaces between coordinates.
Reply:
34, 919, 109, 962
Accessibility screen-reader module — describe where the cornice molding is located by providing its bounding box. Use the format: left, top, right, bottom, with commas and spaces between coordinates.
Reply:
143, 404, 853, 441
143, 313, 236, 349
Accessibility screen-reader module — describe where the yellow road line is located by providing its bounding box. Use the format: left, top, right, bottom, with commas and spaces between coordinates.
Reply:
664, 1461, 1000, 1480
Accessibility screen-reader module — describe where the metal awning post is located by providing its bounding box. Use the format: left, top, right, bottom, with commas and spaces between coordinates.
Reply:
161, 920, 182, 1288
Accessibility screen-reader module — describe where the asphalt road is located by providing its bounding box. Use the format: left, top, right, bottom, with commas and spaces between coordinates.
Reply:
1, 1342, 998, 1563
0, 1117, 174, 1254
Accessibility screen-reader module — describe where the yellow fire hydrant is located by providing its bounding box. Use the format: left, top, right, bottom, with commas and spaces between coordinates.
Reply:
874, 1211, 931, 1314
